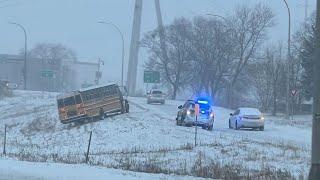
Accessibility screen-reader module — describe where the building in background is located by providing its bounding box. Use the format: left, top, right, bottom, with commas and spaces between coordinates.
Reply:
69, 61, 100, 89
0, 54, 99, 92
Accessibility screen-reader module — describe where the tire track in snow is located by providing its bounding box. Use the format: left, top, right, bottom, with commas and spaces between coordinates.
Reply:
128, 100, 172, 121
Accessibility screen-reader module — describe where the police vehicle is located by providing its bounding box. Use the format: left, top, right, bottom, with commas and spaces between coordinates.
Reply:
176, 98, 214, 131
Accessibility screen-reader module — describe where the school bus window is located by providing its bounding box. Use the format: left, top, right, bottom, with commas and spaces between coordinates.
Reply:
75, 95, 82, 104
57, 99, 64, 108
64, 96, 75, 106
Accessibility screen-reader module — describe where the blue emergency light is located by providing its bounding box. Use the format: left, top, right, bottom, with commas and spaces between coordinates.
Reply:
197, 100, 209, 104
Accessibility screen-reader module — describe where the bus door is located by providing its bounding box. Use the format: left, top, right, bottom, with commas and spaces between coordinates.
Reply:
63, 96, 78, 119
75, 94, 86, 116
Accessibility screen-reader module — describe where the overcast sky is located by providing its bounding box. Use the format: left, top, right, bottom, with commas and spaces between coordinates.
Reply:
0, 0, 316, 90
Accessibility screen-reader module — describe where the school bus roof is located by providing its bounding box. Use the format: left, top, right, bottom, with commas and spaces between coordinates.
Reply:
56, 83, 119, 100
78, 83, 118, 92
56, 91, 79, 99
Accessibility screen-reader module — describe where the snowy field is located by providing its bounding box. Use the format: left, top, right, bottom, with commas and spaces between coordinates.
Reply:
0, 91, 312, 179
0, 158, 203, 180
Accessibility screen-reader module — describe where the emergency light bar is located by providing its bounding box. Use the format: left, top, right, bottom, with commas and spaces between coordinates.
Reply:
197, 100, 208, 104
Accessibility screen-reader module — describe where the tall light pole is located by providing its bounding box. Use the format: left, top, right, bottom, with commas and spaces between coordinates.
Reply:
9, 22, 27, 90
309, 0, 320, 178
206, 13, 228, 22
98, 21, 125, 87
281, 0, 291, 119
127, 0, 143, 96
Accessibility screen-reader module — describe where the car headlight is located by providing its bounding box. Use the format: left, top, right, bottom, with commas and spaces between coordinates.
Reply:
187, 110, 191, 115
210, 113, 214, 118
261, 116, 265, 120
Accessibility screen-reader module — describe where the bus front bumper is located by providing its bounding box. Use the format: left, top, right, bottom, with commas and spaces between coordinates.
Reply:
60, 114, 88, 124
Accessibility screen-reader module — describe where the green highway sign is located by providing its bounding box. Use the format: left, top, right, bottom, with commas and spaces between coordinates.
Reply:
41, 70, 55, 78
144, 70, 160, 83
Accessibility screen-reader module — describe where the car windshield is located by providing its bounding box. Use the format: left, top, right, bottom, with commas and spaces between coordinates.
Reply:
241, 108, 261, 115
188, 103, 195, 109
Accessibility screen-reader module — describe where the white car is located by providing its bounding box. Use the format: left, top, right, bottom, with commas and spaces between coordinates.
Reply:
229, 107, 265, 131
147, 89, 165, 104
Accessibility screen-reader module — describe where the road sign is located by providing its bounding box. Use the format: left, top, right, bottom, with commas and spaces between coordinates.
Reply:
194, 104, 200, 116
144, 71, 160, 83
41, 70, 55, 78
291, 90, 298, 96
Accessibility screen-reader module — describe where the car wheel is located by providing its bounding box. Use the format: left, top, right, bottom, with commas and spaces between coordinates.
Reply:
208, 125, 213, 131
99, 108, 104, 120
235, 121, 239, 130
125, 101, 129, 113
228, 119, 232, 129
259, 126, 264, 131
176, 117, 180, 126
181, 115, 186, 126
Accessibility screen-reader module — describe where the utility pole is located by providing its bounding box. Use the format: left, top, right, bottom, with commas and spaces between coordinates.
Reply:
309, 0, 320, 178
95, 58, 103, 85
155, 0, 170, 82
127, 0, 143, 96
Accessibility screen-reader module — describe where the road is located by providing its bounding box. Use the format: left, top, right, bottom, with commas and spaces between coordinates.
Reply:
0, 92, 311, 178
130, 97, 311, 146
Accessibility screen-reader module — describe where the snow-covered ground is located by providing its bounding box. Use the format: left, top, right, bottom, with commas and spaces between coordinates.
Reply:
0, 158, 202, 180
0, 91, 312, 179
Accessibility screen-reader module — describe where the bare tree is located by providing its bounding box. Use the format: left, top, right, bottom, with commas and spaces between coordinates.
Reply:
28, 43, 77, 91
29, 43, 76, 62
250, 62, 273, 111
191, 17, 236, 101
142, 18, 193, 99
249, 43, 286, 114
269, 44, 286, 115
227, 4, 275, 107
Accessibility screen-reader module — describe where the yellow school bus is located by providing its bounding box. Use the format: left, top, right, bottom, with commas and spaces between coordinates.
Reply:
57, 84, 129, 124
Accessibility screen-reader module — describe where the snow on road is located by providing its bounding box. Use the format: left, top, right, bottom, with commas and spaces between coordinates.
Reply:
130, 96, 311, 146
0, 91, 312, 178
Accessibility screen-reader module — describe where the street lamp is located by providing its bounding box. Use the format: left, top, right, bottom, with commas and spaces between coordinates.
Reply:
205, 13, 228, 22
281, 0, 291, 119
98, 21, 125, 87
9, 22, 27, 90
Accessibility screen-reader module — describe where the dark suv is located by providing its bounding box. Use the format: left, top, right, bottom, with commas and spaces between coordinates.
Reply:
176, 99, 214, 131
